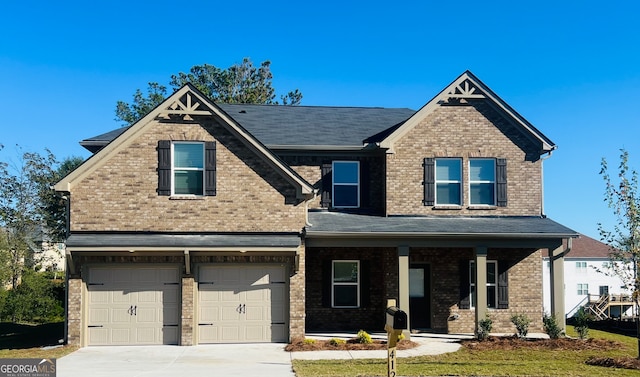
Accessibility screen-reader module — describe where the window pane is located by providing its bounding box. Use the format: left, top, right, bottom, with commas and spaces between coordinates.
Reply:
470, 183, 494, 205
436, 159, 461, 180
334, 186, 358, 207
174, 144, 204, 168
436, 183, 461, 205
174, 170, 203, 195
334, 262, 358, 283
334, 286, 358, 307
487, 263, 496, 284
333, 162, 359, 184
487, 286, 496, 308
470, 160, 495, 181
409, 268, 424, 298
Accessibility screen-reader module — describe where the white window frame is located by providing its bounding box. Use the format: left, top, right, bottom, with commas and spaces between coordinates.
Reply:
332, 260, 360, 308
172, 142, 205, 196
435, 158, 462, 206
332, 161, 360, 208
577, 283, 589, 295
469, 260, 498, 309
576, 261, 587, 272
469, 159, 496, 206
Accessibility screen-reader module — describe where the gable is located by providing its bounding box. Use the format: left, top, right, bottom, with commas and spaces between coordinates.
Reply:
55, 84, 314, 199
378, 71, 556, 155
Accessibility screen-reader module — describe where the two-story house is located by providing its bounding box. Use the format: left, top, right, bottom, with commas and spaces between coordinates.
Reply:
55, 71, 577, 347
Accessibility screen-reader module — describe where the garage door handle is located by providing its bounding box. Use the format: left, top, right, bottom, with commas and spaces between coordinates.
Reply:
236, 304, 246, 314
128, 305, 137, 316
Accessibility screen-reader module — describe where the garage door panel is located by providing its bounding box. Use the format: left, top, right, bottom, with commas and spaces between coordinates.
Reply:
87, 266, 180, 346
198, 265, 288, 344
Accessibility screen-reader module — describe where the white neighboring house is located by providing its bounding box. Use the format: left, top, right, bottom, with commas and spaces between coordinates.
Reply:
543, 234, 632, 319
31, 227, 66, 275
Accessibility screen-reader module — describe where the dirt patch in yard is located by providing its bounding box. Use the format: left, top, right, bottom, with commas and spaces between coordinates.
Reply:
462, 336, 640, 371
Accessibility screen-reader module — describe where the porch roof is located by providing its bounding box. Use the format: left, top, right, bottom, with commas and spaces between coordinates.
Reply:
305, 212, 578, 244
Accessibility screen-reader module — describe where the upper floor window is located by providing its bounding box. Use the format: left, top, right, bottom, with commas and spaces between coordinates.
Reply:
332, 260, 360, 308
173, 143, 204, 195
577, 283, 589, 295
332, 161, 360, 208
576, 261, 587, 272
469, 159, 496, 205
435, 158, 462, 205
157, 140, 216, 197
424, 158, 507, 207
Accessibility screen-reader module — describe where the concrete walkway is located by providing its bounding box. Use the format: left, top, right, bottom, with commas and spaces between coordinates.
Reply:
57, 333, 468, 377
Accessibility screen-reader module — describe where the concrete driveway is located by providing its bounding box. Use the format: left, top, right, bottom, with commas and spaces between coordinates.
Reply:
57, 344, 295, 377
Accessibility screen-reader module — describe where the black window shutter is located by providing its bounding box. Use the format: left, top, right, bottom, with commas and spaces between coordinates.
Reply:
320, 162, 332, 208
423, 158, 435, 206
360, 260, 370, 307
205, 141, 217, 196
359, 160, 369, 209
157, 140, 171, 196
496, 158, 507, 207
322, 260, 332, 307
459, 260, 471, 309
498, 261, 509, 309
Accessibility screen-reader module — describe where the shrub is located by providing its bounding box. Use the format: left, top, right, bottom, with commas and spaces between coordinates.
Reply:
1, 270, 64, 323
328, 338, 345, 346
573, 307, 591, 339
510, 313, 531, 338
303, 338, 316, 345
356, 330, 373, 344
397, 332, 405, 341
476, 315, 493, 341
543, 313, 564, 339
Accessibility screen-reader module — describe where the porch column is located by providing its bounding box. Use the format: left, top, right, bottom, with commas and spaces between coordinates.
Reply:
398, 245, 411, 334
549, 243, 567, 333
474, 246, 488, 333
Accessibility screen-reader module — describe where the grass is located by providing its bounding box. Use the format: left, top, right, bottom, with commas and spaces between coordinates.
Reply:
292, 326, 640, 377
0, 322, 77, 359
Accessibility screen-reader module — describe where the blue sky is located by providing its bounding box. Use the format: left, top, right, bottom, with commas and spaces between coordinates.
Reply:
1, 1, 639, 240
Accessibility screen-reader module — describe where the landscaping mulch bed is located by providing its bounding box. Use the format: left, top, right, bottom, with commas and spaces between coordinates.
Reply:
285, 338, 417, 352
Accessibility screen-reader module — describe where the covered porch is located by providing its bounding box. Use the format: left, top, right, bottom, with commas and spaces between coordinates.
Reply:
305, 212, 578, 335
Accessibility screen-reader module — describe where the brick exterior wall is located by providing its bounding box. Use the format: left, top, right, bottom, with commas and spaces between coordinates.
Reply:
181, 276, 195, 346
387, 102, 543, 216
70, 120, 306, 232
66, 277, 82, 346
305, 247, 398, 333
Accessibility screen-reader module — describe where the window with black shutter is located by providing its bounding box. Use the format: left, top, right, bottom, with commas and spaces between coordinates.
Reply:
462, 259, 509, 309
157, 140, 216, 196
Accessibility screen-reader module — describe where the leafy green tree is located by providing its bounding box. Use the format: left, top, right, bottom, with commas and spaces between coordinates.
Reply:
599, 148, 640, 358
0, 145, 57, 288
1, 269, 64, 323
115, 58, 303, 125
40, 156, 84, 241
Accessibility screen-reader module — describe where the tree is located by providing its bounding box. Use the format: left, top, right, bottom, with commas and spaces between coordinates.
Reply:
40, 156, 84, 241
115, 58, 303, 125
0, 146, 78, 288
599, 148, 640, 358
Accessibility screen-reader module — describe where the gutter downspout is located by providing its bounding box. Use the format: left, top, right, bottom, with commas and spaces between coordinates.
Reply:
540, 151, 553, 217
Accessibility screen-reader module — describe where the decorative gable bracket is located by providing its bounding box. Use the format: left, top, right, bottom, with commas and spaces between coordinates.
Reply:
440, 79, 486, 104
158, 92, 213, 121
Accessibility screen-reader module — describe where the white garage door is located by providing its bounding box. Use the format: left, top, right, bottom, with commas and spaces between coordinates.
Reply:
87, 266, 181, 346
198, 265, 288, 343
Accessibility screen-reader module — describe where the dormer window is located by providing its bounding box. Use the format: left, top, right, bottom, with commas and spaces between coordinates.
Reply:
332, 161, 360, 208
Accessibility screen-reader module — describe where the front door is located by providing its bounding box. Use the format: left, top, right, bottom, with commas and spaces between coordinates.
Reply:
409, 265, 431, 329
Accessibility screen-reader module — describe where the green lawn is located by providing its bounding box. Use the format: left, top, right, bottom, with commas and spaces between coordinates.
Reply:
292, 327, 640, 377
0, 322, 77, 359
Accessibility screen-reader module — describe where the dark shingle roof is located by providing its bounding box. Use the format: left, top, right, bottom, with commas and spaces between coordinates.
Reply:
80, 104, 416, 152
217, 104, 415, 148
306, 212, 578, 238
